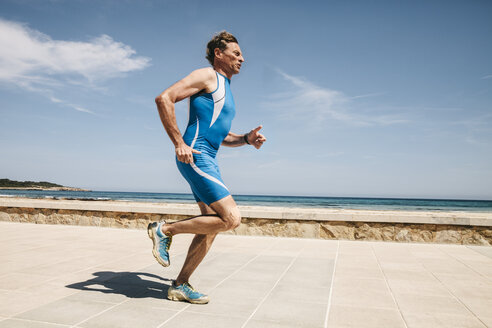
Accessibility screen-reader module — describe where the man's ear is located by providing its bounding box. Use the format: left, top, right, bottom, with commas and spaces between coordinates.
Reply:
214, 47, 222, 59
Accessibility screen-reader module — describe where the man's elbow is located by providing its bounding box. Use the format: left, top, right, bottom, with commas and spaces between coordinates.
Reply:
155, 93, 167, 105
156, 90, 176, 105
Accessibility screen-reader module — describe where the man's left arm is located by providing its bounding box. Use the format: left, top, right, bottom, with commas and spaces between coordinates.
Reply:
222, 125, 266, 149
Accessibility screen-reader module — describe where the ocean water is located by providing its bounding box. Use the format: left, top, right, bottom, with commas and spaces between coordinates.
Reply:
1, 189, 491, 212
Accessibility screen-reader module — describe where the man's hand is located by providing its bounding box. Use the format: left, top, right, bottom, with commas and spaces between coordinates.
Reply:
176, 143, 201, 164
247, 125, 267, 149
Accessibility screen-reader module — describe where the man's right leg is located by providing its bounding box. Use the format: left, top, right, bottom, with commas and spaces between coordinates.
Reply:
175, 201, 218, 286
147, 195, 240, 267
163, 196, 240, 304
161, 195, 240, 236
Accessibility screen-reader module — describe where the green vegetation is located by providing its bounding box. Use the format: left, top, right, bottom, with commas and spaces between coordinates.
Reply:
0, 179, 64, 188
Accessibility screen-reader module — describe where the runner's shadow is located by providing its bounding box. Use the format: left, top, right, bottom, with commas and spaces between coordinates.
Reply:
66, 271, 173, 299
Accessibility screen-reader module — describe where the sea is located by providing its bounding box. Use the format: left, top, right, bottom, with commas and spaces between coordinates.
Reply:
1, 189, 491, 212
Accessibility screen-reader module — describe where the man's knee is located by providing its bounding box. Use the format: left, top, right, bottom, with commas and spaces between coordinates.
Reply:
222, 206, 241, 231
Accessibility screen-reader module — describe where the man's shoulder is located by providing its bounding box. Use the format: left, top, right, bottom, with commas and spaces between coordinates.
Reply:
189, 67, 215, 80
185, 67, 216, 93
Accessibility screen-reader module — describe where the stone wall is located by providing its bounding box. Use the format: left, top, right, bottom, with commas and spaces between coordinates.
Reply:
1, 206, 491, 245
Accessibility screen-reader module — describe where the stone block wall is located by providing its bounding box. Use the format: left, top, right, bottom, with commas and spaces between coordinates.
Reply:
1, 207, 491, 245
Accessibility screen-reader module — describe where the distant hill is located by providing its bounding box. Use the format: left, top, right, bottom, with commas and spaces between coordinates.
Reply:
0, 179, 89, 191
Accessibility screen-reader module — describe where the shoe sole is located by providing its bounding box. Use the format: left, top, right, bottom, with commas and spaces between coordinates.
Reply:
168, 288, 209, 304
147, 222, 170, 267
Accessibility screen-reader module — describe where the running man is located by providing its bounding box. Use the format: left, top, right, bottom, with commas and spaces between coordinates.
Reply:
148, 31, 266, 304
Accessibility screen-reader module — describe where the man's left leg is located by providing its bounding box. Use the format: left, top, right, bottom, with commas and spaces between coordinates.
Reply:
175, 201, 218, 286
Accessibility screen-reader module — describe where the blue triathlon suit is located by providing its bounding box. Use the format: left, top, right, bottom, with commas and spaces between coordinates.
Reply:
176, 71, 235, 205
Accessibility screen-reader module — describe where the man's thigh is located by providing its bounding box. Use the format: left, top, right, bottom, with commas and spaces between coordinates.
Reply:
209, 195, 240, 220
197, 201, 216, 215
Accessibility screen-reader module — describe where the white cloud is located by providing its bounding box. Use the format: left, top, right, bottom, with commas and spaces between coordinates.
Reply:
481, 74, 492, 80
0, 18, 150, 113
351, 92, 385, 99
263, 69, 408, 127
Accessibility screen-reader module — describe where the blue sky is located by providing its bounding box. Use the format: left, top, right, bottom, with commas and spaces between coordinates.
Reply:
1, 0, 491, 199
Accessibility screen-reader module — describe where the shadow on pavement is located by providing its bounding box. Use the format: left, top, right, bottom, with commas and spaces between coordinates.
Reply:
66, 271, 173, 299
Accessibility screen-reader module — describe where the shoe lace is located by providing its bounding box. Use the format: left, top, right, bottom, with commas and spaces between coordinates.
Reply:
183, 282, 198, 293
159, 234, 172, 251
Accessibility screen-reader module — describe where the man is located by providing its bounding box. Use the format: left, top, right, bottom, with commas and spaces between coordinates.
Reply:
148, 31, 266, 304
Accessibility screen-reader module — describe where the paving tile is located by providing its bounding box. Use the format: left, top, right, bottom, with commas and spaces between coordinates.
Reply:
382, 269, 438, 282
15, 298, 115, 326
0, 290, 69, 317
479, 316, 492, 327
386, 278, 450, 297
63, 285, 144, 304
16, 258, 98, 277
459, 297, 492, 319
250, 298, 326, 327
434, 273, 491, 294
244, 319, 307, 328
468, 246, 492, 260
125, 288, 196, 311
331, 277, 396, 309
443, 282, 492, 300
280, 269, 333, 288
334, 264, 383, 280
379, 262, 426, 272
394, 293, 471, 317
209, 280, 273, 300
402, 312, 486, 328
420, 259, 476, 275
0, 318, 70, 327
327, 304, 406, 328
268, 282, 331, 304
161, 311, 246, 328
79, 302, 178, 328
183, 295, 260, 318
0, 272, 52, 291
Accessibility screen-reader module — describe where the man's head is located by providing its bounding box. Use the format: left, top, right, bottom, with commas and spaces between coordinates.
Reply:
206, 31, 244, 76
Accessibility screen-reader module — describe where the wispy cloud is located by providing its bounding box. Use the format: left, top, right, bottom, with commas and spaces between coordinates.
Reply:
481, 74, 492, 80
351, 92, 385, 99
0, 18, 150, 113
263, 69, 408, 127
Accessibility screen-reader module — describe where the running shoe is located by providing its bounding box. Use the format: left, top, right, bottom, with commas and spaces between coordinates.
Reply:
147, 221, 172, 267
168, 281, 209, 304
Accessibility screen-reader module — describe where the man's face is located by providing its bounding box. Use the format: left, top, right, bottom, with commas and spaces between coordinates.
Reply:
216, 42, 244, 75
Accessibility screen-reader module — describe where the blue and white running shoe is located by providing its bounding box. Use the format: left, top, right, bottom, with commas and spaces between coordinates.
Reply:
147, 221, 172, 267
168, 281, 209, 304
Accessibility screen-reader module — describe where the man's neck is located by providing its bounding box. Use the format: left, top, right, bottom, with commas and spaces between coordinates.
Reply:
213, 65, 232, 80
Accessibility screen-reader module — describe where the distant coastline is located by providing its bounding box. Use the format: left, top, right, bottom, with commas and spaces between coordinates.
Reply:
0, 178, 90, 192
0, 187, 90, 191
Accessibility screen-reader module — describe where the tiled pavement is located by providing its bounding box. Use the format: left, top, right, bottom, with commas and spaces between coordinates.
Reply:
0, 221, 491, 328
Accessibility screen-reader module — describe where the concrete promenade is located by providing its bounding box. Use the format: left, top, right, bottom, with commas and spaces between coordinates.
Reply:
0, 221, 491, 327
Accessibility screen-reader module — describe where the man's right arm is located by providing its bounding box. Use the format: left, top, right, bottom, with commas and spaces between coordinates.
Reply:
155, 68, 215, 164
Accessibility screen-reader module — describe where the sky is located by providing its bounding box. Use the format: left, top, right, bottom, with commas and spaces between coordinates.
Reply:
0, 0, 491, 199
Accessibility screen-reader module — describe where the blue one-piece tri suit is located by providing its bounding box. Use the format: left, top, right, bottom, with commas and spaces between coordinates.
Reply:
176, 71, 235, 205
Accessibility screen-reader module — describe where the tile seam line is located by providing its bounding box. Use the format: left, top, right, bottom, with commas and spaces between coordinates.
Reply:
67, 243, 226, 328
240, 243, 306, 328
424, 247, 489, 327
155, 238, 282, 328
437, 245, 491, 283
3, 317, 71, 327
323, 240, 339, 328
465, 245, 492, 261
372, 244, 409, 328
424, 269, 489, 328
